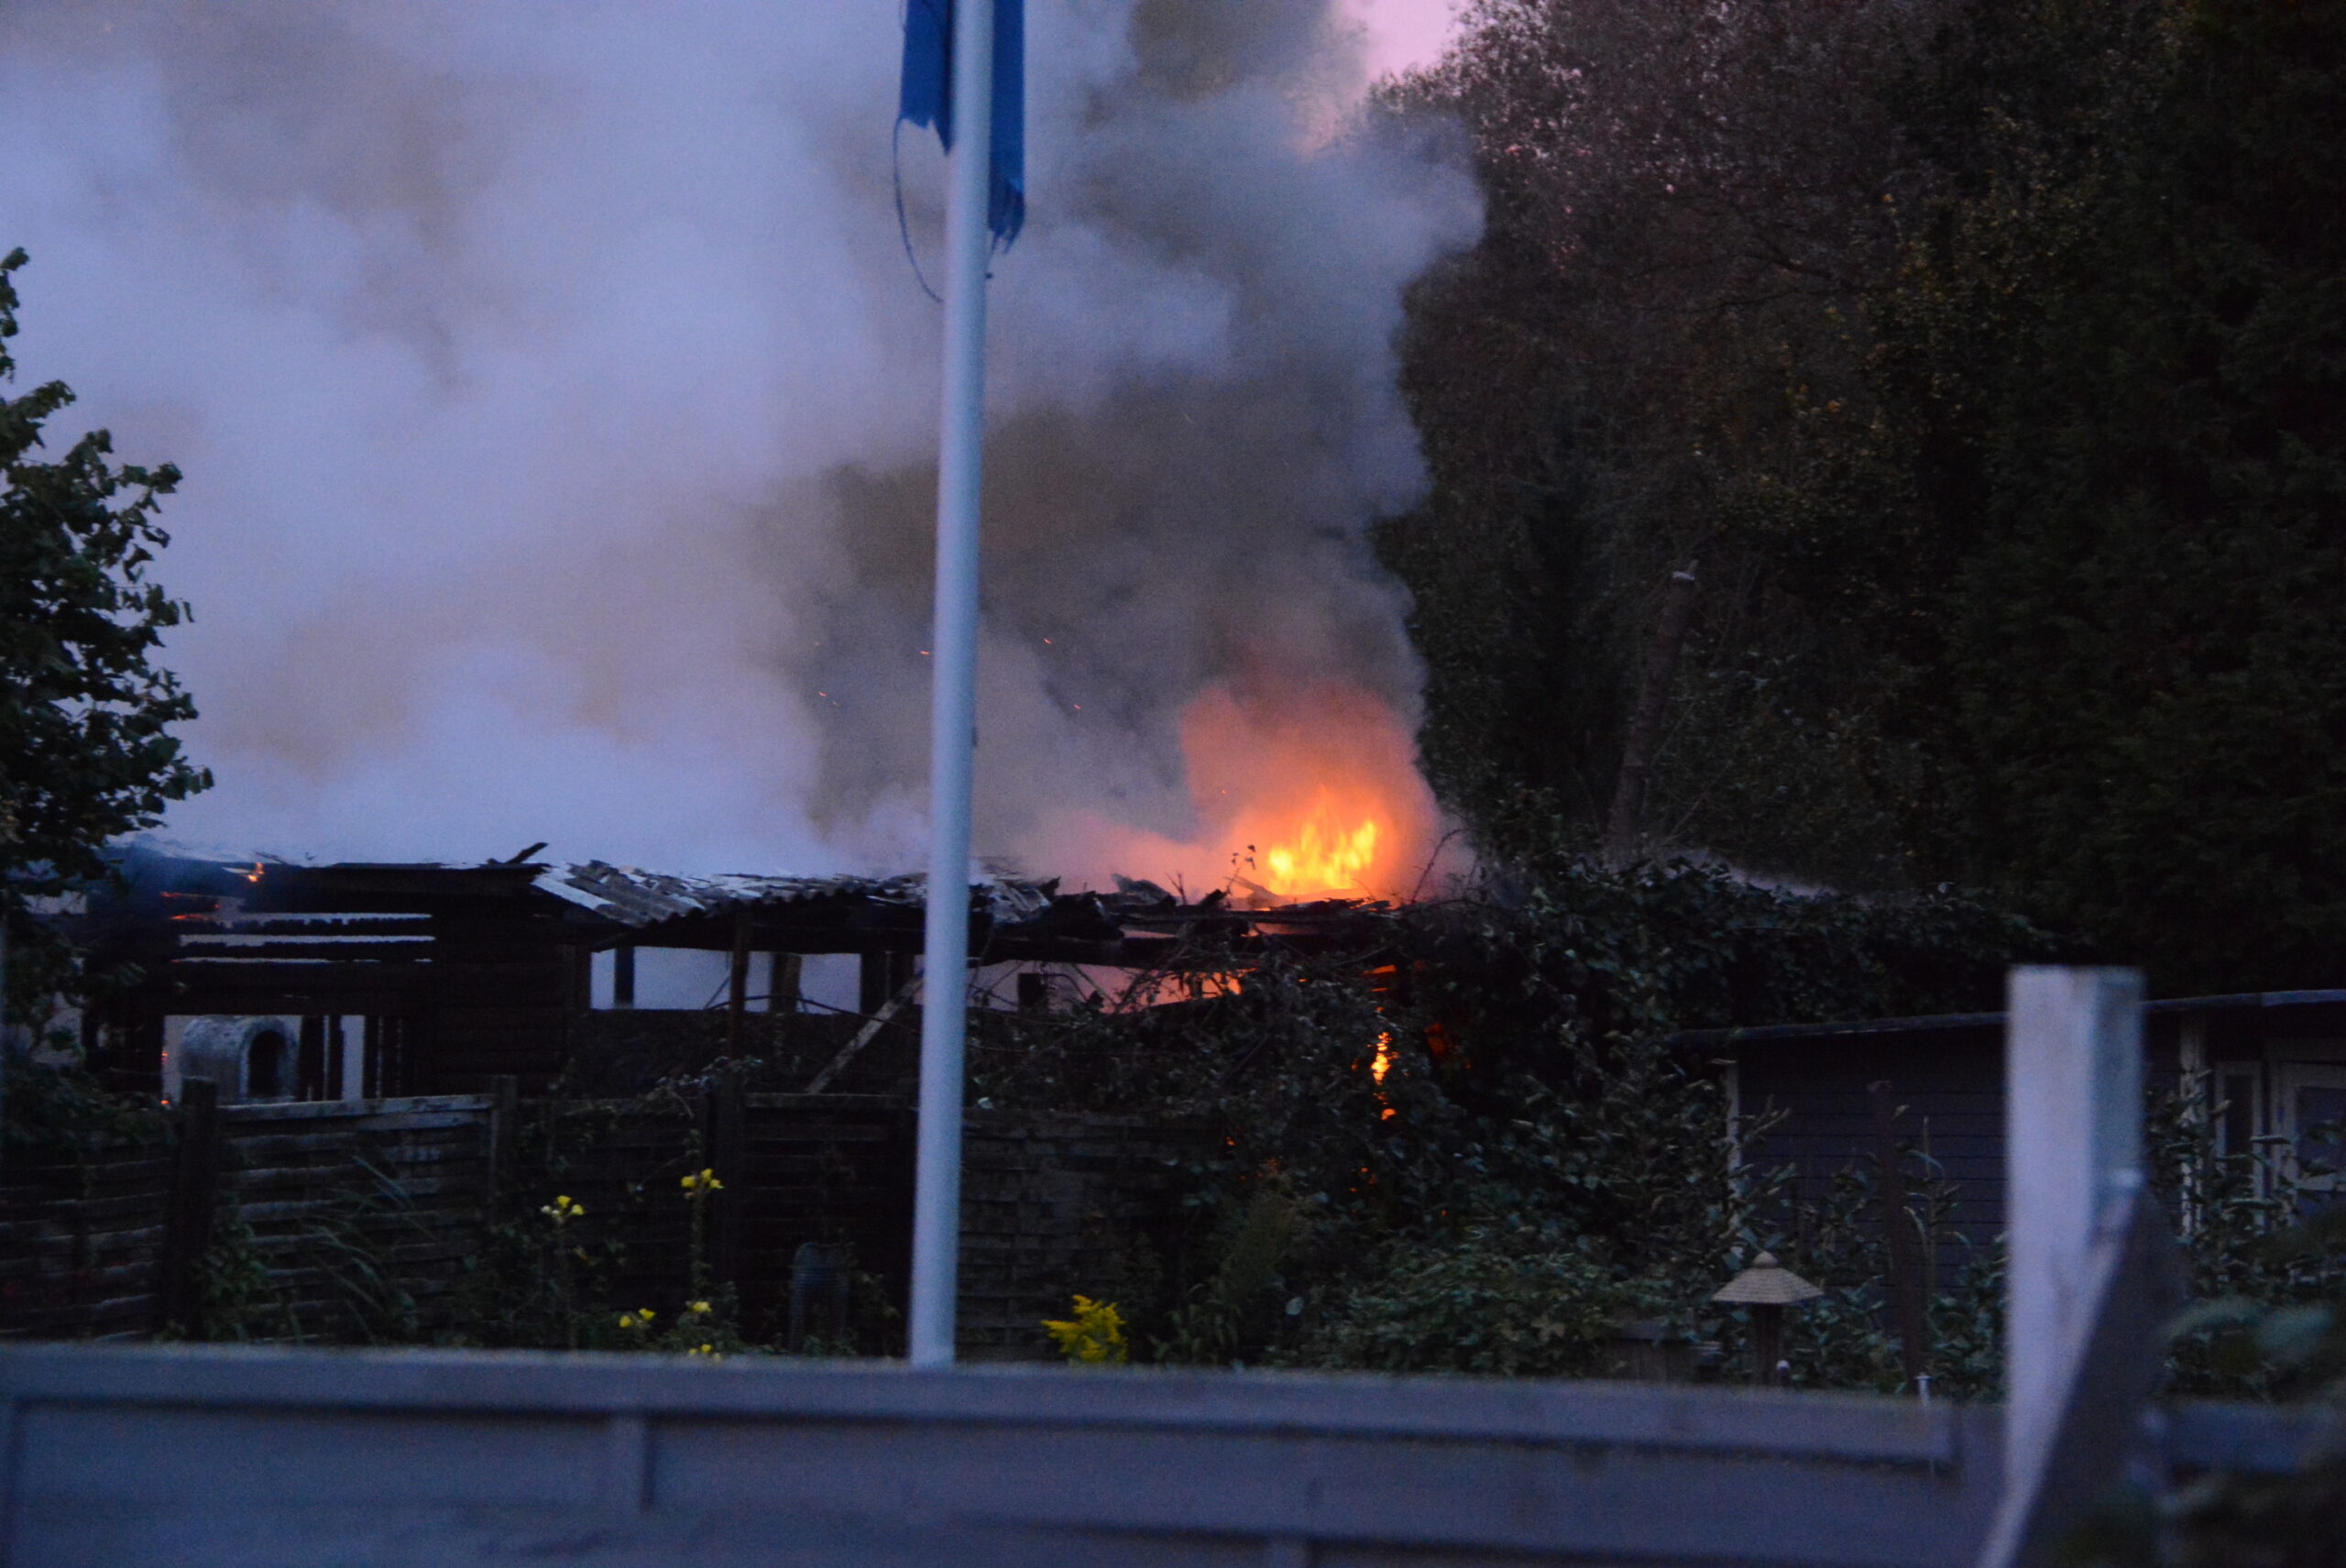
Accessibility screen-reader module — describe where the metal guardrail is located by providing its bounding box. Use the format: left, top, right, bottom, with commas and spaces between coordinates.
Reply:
0, 1343, 1996, 1567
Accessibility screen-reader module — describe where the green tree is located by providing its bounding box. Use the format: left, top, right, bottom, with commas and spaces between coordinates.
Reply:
1387, 0, 2346, 991
1761, 0, 2346, 989
1376, 0, 1946, 883
1, 247, 209, 1013
1935, 0, 2346, 991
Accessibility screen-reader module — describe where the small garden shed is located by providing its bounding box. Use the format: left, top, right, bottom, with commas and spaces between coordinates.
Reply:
1683, 989, 2346, 1241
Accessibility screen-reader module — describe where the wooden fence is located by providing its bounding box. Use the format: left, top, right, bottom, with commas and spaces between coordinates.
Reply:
537, 1092, 915, 1344
0, 1093, 502, 1342
960, 1113, 1214, 1354
3, 1091, 1213, 1356
530, 1095, 1212, 1354
215, 1094, 501, 1340
0, 1145, 172, 1340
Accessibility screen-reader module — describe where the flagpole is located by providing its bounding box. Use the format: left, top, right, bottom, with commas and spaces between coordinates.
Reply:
909, 0, 996, 1371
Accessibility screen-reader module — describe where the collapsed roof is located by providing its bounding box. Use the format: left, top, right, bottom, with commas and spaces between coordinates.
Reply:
93, 847, 1398, 970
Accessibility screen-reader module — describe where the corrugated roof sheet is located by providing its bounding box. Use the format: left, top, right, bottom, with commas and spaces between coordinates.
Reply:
535, 861, 1058, 930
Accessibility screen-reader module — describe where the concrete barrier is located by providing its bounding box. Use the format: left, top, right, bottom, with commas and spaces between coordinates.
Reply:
0, 1342, 1995, 1567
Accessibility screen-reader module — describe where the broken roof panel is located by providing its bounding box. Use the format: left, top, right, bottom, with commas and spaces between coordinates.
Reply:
534, 861, 1058, 930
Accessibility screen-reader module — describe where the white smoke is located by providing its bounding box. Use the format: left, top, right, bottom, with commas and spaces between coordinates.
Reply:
0, 0, 1476, 875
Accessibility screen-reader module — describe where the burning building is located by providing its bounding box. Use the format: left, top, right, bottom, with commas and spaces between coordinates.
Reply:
77, 846, 1400, 1102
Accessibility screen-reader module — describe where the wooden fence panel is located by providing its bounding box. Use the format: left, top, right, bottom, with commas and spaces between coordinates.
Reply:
214, 1095, 497, 1341
0, 1148, 173, 1340
5, 1095, 1211, 1356
959, 1112, 1219, 1357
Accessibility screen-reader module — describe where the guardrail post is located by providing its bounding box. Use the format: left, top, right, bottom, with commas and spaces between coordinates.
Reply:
1981, 967, 2177, 1568
153, 1077, 222, 1337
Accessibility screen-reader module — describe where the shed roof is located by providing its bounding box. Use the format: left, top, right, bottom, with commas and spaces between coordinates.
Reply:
533, 861, 1056, 929
1673, 990, 2346, 1048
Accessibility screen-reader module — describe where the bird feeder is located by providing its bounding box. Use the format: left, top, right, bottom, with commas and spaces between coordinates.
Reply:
1712, 1251, 1822, 1387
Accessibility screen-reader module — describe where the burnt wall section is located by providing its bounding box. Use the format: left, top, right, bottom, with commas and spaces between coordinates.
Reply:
420, 905, 578, 1095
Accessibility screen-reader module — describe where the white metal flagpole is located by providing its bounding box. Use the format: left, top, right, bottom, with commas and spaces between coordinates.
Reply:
909, 0, 996, 1371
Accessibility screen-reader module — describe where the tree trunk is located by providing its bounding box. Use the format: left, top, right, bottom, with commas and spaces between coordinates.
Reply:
1603, 565, 1699, 865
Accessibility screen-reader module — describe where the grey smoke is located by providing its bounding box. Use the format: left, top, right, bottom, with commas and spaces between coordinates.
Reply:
0, 0, 1478, 878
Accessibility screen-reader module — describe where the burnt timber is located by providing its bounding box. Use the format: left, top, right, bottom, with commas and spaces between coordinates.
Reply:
79, 850, 1396, 1097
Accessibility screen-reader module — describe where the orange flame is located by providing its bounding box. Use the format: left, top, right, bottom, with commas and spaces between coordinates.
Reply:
1038, 678, 1446, 904
1189, 681, 1435, 901
1263, 792, 1379, 898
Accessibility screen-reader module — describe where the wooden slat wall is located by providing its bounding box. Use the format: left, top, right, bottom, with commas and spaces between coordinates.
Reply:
533, 1096, 913, 1344
959, 1112, 1218, 1358
505, 1102, 1211, 1356
5, 1098, 1211, 1357
421, 908, 575, 1093
1738, 1029, 2006, 1255
0, 1147, 173, 1340
737, 1095, 914, 1340
216, 1096, 497, 1340
0, 1098, 496, 1344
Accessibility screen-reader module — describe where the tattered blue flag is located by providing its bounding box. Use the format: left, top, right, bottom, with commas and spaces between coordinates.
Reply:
899, 0, 1025, 247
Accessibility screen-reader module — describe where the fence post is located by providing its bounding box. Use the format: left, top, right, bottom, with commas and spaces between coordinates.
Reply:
1980, 967, 2177, 1568
726, 913, 751, 1058
154, 1077, 223, 1337
1869, 1081, 1930, 1392
703, 1079, 745, 1293
488, 1075, 518, 1208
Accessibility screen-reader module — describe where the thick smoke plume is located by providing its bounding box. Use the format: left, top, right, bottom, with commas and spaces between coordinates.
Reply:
0, 1, 1477, 879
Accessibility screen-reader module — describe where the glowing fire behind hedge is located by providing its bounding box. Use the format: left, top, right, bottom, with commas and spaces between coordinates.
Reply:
1056, 681, 1442, 903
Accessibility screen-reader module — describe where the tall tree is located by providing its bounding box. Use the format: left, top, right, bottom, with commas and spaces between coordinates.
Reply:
1377, 0, 1944, 881
1, 247, 209, 1014
1890, 0, 2346, 988
1387, 0, 2346, 990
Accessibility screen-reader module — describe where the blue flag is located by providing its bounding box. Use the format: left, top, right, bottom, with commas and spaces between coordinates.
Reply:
899, 0, 1025, 247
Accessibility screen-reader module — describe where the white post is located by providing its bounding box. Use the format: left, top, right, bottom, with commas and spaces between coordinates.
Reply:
908, 0, 996, 1372
2000, 968, 2144, 1527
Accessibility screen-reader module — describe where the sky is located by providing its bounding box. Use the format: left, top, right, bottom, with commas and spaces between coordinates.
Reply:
0, 0, 1473, 881
1346, 0, 1459, 76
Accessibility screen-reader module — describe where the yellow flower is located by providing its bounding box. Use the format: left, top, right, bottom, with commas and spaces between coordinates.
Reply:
1042, 1294, 1128, 1365
689, 1299, 712, 1316
681, 1168, 725, 1194
540, 1194, 585, 1224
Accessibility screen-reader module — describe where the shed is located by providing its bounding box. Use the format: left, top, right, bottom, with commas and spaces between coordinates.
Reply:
1676, 989, 2346, 1244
